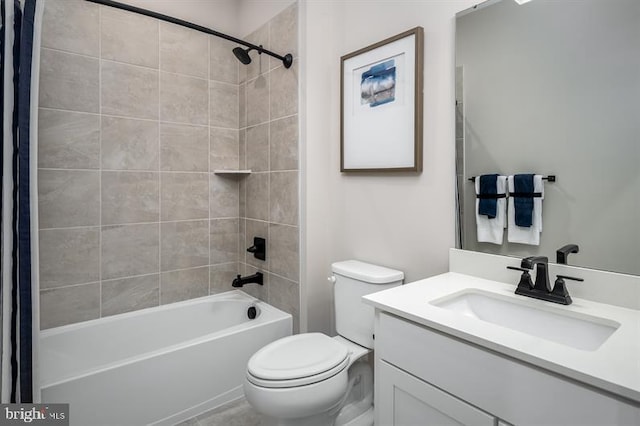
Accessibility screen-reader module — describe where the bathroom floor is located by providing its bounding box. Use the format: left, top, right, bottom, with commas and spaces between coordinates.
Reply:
177, 398, 261, 426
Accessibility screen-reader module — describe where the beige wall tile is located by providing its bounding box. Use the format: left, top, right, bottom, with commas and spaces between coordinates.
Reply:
245, 173, 269, 221
42, 0, 99, 57
38, 169, 100, 229
239, 178, 247, 221
37, 1, 300, 329
239, 129, 247, 170
38, 109, 100, 169
210, 128, 239, 171
270, 62, 298, 120
210, 175, 239, 218
101, 6, 159, 68
102, 61, 159, 119
209, 81, 239, 129
246, 76, 269, 126
161, 123, 209, 172
101, 171, 159, 225
39, 49, 99, 113
238, 57, 248, 86
101, 116, 159, 171
246, 123, 269, 172
161, 267, 209, 304
238, 83, 247, 129
210, 263, 239, 294
268, 273, 299, 333
102, 274, 159, 317
270, 115, 298, 171
161, 23, 209, 79
210, 36, 238, 84
269, 3, 298, 70
210, 218, 239, 264
40, 283, 100, 329
39, 228, 100, 289
209, 36, 239, 84
270, 171, 298, 226
102, 223, 159, 280
160, 73, 208, 125
238, 218, 246, 263
244, 24, 270, 81
161, 173, 209, 221
268, 224, 299, 282
238, 178, 247, 217
161, 220, 209, 271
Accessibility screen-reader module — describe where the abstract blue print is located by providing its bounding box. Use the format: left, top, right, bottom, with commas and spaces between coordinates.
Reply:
360, 59, 396, 108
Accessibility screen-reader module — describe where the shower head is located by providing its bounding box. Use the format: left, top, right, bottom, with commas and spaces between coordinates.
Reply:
232, 46, 254, 65
232, 45, 293, 69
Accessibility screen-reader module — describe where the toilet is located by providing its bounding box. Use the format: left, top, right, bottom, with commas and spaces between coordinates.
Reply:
243, 260, 404, 426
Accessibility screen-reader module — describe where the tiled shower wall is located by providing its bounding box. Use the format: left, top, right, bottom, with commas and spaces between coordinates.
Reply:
238, 3, 300, 333
37, 0, 299, 331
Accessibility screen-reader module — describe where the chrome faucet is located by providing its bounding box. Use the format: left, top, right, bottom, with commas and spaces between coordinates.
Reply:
507, 256, 583, 305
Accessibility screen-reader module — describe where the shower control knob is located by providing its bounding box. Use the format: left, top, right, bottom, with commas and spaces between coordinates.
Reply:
327, 276, 336, 284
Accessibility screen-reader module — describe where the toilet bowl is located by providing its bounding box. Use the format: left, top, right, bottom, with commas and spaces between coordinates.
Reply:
243, 260, 404, 426
244, 333, 371, 425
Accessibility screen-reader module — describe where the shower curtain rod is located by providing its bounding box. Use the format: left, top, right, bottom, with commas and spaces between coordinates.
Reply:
84, 0, 293, 68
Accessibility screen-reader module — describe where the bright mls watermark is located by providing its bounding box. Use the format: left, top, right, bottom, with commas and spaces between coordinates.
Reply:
0, 405, 68, 426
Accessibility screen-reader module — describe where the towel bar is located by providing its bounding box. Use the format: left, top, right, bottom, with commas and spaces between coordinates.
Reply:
468, 175, 556, 183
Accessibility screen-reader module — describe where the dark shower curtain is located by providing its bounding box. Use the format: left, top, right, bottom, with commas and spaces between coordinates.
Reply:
1, 0, 39, 403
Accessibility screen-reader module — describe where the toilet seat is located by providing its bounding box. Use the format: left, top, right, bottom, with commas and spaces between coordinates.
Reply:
247, 333, 350, 388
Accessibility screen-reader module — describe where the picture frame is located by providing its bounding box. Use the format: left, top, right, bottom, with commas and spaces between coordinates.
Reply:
340, 27, 424, 172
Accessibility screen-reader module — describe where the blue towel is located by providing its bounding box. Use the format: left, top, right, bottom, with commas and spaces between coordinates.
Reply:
478, 174, 499, 218
514, 174, 534, 227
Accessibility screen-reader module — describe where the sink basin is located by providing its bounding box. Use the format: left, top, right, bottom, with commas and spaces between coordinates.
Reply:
431, 290, 620, 351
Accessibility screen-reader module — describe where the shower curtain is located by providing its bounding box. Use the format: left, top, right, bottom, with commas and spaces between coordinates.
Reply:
1, 0, 42, 403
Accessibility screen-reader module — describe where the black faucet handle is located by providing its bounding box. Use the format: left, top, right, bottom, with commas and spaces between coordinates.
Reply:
551, 275, 583, 305
507, 266, 528, 272
507, 266, 534, 291
556, 275, 584, 282
247, 237, 266, 261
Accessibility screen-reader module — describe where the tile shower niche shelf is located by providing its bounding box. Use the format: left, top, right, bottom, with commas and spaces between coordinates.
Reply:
213, 170, 252, 177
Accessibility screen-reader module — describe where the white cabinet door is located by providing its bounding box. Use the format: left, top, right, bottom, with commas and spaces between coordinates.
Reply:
377, 360, 495, 426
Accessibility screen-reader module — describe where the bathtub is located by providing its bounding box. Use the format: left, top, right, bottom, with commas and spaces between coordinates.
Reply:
39, 290, 291, 425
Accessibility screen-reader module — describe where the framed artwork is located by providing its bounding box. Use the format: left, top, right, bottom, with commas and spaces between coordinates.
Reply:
341, 27, 424, 172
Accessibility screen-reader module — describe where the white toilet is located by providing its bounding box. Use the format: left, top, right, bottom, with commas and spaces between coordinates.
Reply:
243, 260, 404, 426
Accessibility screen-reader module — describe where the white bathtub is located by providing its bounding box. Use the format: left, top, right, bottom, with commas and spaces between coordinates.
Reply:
39, 290, 291, 425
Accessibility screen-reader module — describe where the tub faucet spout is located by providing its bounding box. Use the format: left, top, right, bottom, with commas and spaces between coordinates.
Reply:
232, 272, 264, 287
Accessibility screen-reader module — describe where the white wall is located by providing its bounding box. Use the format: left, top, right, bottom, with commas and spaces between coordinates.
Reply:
118, 0, 296, 37
237, 0, 297, 36
302, 0, 477, 334
117, 0, 240, 35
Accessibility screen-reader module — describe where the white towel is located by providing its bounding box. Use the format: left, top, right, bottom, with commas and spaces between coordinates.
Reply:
475, 176, 507, 245
507, 175, 544, 245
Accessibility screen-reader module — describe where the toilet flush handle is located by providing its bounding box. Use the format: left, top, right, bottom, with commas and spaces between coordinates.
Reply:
327, 276, 336, 284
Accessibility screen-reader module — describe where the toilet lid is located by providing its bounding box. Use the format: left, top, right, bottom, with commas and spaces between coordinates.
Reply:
247, 333, 349, 382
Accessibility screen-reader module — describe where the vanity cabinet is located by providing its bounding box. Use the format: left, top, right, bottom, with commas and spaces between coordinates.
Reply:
374, 312, 640, 426
378, 359, 495, 425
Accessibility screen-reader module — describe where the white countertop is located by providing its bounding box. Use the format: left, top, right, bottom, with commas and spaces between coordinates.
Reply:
363, 272, 640, 403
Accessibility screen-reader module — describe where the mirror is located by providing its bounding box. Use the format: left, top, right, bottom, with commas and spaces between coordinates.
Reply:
455, 0, 639, 275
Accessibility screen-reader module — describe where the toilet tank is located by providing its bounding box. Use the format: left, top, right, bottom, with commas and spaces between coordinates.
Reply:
331, 260, 403, 349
